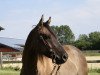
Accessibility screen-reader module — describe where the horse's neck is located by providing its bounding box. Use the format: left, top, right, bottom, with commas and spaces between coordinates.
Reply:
37, 55, 54, 75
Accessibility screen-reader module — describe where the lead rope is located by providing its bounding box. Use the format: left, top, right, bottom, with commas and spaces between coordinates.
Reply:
55, 65, 61, 75
50, 65, 56, 75
50, 64, 61, 75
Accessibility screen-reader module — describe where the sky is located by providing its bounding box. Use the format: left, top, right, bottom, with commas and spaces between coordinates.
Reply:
0, 0, 100, 40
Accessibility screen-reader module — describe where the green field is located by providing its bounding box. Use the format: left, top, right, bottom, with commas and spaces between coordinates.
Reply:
89, 73, 100, 75
0, 70, 100, 75
0, 70, 20, 75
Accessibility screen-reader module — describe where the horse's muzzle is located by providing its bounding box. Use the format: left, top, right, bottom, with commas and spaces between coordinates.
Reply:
52, 53, 68, 64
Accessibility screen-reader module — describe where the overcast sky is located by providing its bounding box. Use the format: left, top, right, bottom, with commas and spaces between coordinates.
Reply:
0, 0, 100, 40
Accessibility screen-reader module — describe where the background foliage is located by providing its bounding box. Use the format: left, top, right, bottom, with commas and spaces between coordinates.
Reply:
51, 25, 100, 50
51, 25, 75, 45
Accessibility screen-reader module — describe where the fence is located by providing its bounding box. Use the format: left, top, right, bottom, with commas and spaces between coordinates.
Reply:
0, 52, 100, 69
0, 52, 3, 68
0, 52, 22, 68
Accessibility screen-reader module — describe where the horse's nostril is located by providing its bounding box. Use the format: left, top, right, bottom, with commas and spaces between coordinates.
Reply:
56, 55, 60, 60
62, 54, 68, 61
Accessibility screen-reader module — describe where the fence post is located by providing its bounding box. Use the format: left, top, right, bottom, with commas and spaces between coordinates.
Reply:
0, 52, 3, 68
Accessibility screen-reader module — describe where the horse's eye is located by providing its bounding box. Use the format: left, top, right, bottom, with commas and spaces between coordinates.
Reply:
40, 34, 50, 39
43, 34, 50, 39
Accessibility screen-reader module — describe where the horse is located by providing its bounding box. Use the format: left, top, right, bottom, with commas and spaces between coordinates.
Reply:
20, 15, 88, 75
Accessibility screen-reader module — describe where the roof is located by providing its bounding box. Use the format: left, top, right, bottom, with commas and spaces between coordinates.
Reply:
0, 37, 25, 51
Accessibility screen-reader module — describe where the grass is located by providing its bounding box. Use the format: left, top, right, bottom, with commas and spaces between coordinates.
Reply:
0, 66, 20, 75
89, 68, 100, 73
0, 66, 100, 75
0, 70, 20, 75
88, 68, 100, 75
88, 73, 100, 75
0, 70, 100, 75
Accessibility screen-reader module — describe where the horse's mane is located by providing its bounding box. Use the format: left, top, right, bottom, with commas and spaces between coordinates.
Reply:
21, 26, 41, 75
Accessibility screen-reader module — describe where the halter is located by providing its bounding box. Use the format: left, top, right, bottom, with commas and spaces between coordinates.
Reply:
40, 35, 61, 75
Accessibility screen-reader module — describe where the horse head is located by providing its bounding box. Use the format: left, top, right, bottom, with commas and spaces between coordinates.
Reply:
35, 15, 68, 64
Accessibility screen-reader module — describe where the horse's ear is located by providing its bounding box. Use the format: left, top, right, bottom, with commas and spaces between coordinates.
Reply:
45, 17, 51, 26
38, 15, 44, 26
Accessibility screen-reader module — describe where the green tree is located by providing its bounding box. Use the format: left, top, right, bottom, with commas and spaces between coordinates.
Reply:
89, 31, 100, 43
89, 31, 100, 49
51, 25, 75, 45
78, 34, 88, 41
74, 34, 91, 50
74, 31, 100, 50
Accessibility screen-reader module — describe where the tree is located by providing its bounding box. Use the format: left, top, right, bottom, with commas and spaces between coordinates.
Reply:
74, 31, 100, 50
78, 34, 89, 41
89, 31, 100, 43
89, 31, 100, 49
51, 25, 75, 45
74, 34, 92, 50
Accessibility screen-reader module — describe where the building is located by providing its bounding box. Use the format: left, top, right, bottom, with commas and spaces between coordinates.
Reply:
0, 37, 25, 52
0, 37, 25, 61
